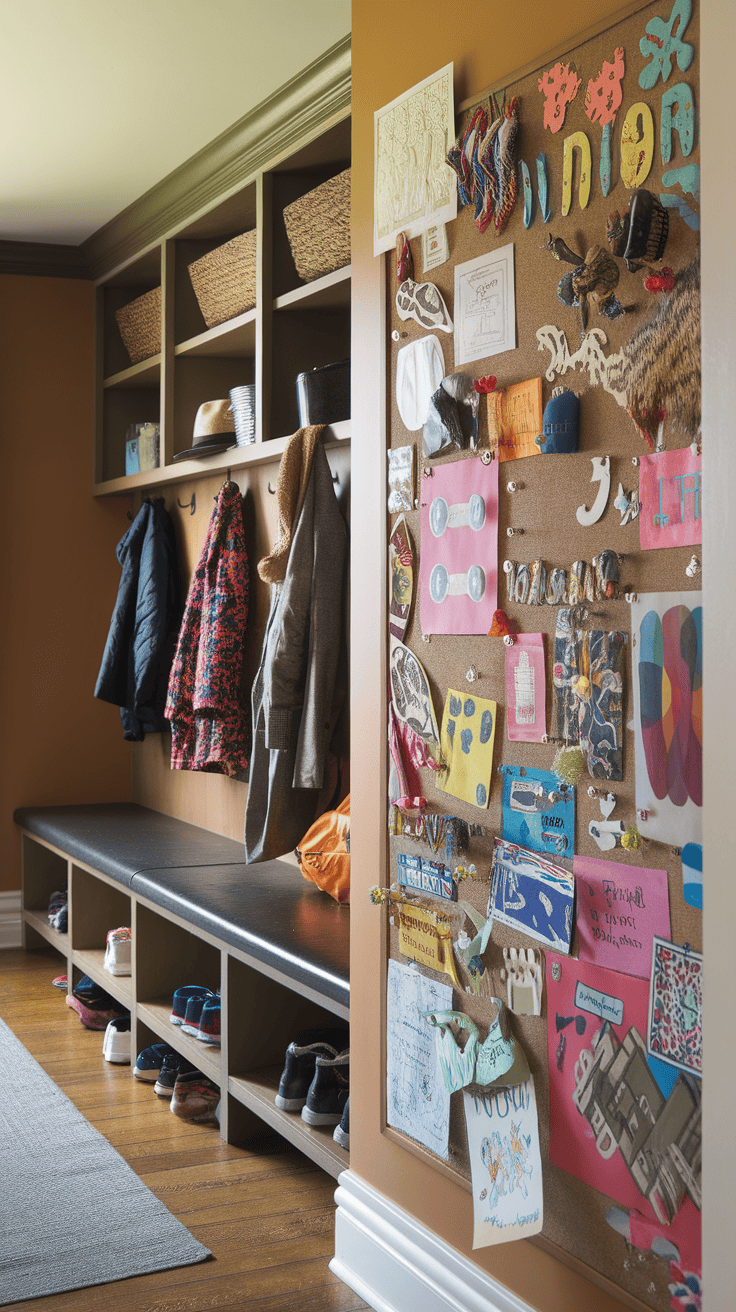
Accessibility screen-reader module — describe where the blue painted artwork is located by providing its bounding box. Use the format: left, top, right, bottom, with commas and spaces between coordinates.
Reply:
681, 841, 702, 909
397, 852, 456, 902
501, 766, 575, 858
488, 839, 575, 953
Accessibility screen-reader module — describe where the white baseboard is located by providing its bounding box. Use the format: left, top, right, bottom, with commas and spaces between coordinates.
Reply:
0, 891, 22, 949
330, 1170, 535, 1312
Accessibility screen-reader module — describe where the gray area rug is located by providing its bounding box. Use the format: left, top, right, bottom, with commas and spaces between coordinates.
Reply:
0, 1016, 210, 1304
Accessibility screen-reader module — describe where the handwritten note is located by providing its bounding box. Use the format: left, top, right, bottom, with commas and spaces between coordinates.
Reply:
463, 1078, 543, 1248
386, 959, 452, 1157
486, 378, 543, 462
575, 855, 671, 979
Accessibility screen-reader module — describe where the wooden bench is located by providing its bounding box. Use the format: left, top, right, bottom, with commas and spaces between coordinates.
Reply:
14, 803, 350, 1178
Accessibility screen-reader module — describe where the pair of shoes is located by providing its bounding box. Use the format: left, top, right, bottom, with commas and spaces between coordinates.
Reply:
132, 1043, 197, 1097
51, 974, 68, 991
103, 927, 131, 976
66, 975, 127, 1030
47, 886, 67, 924
170, 1069, 220, 1123
155, 1051, 196, 1098
274, 1026, 350, 1126
170, 985, 221, 1047
333, 1096, 350, 1150
103, 1014, 131, 1063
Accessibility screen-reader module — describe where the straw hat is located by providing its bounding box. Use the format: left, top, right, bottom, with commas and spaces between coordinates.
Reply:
173, 399, 237, 461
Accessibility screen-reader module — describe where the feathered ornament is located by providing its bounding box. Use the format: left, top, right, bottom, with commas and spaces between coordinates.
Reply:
491, 97, 521, 233
446, 103, 487, 208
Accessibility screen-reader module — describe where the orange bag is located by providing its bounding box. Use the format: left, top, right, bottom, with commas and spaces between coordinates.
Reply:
296, 796, 350, 903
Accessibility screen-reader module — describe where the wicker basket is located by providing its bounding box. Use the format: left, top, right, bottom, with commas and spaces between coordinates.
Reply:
283, 168, 351, 283
114, 287, 161, 365
187, 230, 257, 329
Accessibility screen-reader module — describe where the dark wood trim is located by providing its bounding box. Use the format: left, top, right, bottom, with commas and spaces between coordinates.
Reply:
0, 239, 91, 279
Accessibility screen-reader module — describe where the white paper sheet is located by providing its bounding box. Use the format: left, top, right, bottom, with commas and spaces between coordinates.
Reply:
463, 1077, 543, 1247
374, 65, 457, 256
386, 959, 452, 1158
454, 245, 516, 366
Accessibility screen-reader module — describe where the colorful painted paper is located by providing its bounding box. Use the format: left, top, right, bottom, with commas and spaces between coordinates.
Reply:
488, 838, 575, 953
681, 842, 702, 909
552, 609, 626, 781
389, 515, 414, 640
501, 766, 574, 857
374, 65, 457, 256
639, 448, 702, 551
396, 851, 455, 901
393, 896, 461, 986
386, 959, 452, 1157
420, 456, 499, 635
505, 634, 546, 741
631, 592, 702, 847
575, 854, 671, 978
437, 689, 497, 809
546, 953, 702, 1246
485, 378, 543, 462
463, 1079, 543, 1248
648, 937, 702, 1077
585, 47, 625, 127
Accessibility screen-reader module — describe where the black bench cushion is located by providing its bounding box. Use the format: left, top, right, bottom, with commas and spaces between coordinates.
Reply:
131, 861, 349, 1011
13, 803, 246, 888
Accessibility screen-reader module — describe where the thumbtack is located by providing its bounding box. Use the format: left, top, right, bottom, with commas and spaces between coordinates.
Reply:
625, 591, 637, 603
685, 555, 701, 578
503, 634, 515, 646
637, 808, 649, 821
631, 456, 640, 467
503, 560, 514, 574
466, 665, 478, 683
422, 467, 434, 478
690, 441, 701, 456
507, 527, 524, 537
480, 450, 493, 465
507, 480, 523, 493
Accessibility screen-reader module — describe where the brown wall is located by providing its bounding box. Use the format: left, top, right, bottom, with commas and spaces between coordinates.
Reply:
0, 275, 132, 892
350, 3, 643, 1310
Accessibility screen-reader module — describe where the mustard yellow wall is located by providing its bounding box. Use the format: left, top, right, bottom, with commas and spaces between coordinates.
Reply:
0, 275, 132, 893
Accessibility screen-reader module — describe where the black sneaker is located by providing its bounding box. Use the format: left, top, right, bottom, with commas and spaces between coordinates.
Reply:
274, 1027, 349, 1112
301, 1049, 349, 1126
154, 1051, 195, 1098
333, 1095, 350, 1150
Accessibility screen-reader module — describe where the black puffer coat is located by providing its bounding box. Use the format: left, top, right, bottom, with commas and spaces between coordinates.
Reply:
95, 498, 181, 741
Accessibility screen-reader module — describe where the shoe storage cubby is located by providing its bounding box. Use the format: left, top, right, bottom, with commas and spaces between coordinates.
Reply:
20, 834, 69, 955
69, 864, 132, 1012
134, 903, 222, 1083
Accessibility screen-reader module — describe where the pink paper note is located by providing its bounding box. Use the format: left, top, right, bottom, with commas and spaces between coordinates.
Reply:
505, 633, 546, 741
574, 855, 671, 978
546, 954, 700, 1264
639, 448, 702, 551
420, 456, 499, 635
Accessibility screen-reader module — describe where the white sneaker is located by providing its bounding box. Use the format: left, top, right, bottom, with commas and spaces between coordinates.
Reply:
102, 1016, 131, 1063
104, 927, 132, 976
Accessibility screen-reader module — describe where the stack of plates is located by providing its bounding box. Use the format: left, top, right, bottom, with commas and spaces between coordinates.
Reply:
228, 385, 256, 446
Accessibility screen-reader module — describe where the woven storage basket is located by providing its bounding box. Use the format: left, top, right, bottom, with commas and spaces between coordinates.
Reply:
187, 230, 257, 329
114, 287, 161, 365
283, 168, 351, 283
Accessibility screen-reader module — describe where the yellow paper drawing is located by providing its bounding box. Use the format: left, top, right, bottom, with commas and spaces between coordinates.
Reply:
484, 378, 543, 461
438, 689, 497, 808
394, 898, 461, 986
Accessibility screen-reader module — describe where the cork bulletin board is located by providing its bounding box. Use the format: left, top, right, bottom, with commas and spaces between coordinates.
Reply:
382, 3, 701, 1308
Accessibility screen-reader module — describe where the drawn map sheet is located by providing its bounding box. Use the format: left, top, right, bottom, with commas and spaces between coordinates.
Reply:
374, 64, 457, 255
386, 959, 452, 1157
464, 1079, 543, 1248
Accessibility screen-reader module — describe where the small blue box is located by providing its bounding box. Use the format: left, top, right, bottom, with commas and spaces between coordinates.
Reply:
125, 438, 140, 475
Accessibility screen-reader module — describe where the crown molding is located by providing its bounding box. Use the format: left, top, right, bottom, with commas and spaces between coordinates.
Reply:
0, 240, 91, 279
81, 36, 351, 281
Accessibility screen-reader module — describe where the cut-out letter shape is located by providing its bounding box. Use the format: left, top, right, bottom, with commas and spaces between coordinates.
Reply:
561, 132, 592, 215
520, 161, 534, 227
659, 191, 699, 230
577, 455, 611, 526
585, 47, 625, 126
536, 153, 551, 221
638, 0, 694, 90
538, 61, 581, 133
660, 83, 695, 163
620, 103, 654, 188
662, 162, 699, 200
681, 842, 702, 910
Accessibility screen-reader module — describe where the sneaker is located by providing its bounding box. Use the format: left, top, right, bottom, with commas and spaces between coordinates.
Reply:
180, 989, 215, 1038
134, 1042, 175, 1083
170, 985, 213, 1027
52, 974, 68, 991
301, 1049, 349, 1126
155, 1052, 196, 1098
103, 927, 131, 977
102, 1014, 131, 1063
170, 1069, 220, 1122
47, 887, 67, 923
274, 1027, 349, 1112
333, 1096, 350, 1150
51, 905, 68, 933
66, 977, 127, 1030
196, 995, 221, 1046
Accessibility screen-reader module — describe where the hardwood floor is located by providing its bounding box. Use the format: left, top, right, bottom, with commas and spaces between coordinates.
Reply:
0, 948, 368, 1312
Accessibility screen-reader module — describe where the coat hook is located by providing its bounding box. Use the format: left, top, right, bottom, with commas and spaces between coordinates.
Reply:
268, 481, 277, 494
332, 470, 339, 484
177, 493, 196, 515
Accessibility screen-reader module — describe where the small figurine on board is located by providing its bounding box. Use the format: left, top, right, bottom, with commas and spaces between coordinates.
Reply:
606, 188, 669, 273
544, 233, 626, 331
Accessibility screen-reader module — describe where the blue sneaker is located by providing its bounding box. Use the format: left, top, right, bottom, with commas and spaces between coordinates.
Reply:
134, 1042, 175, 1083
155, 1052, 196, 1098
170, 985, 213, 1027
180, 989, 215, 1038
196, 995, 221, 1047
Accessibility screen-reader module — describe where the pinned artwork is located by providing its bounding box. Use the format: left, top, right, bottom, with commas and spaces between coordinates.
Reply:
392, 895, 461, 987
387, 445, 414, 513
501, 766, 574, 857
374, 64, 457, 255
420, 456, 499, 635
489, 97, 521, 234
389, 516, 414, 640
536, 324, 626, 407
386, 959, 452, 1157
546, 954, 702, 1242
631, 593, 702, 847
396, 279, 453, 334
504, 634, 546, 742
396, 851, 456, 902
454, 245, 516, 366
575, 855, 671, 979
681, 842, 702, 910
538, 60, 581, 133
521, 161, 534, 227
561, 132, 592, 215
422, 999, 530, 1094
454, 900, 493, 994
463, 1079, 544, 1248
537, 386, 579, 454
545, 236, 625, 330
660, 83, 695, 163
647, 937, 702, 1078
438, 689, 497, 810
552, 609, 626, 781
421, 221, 450, 272
389, 635, 442, 748
500, 947, 543, 1016
395, 336, 446, 431
584, 47, 625, 200
488, 839, 575, 953
614, 482, 640, 526
639, 447, 702, 551
620, 103, 655, 189
638, 0, 694, 90
576, 456, 611, 526
484, 378, 543, 461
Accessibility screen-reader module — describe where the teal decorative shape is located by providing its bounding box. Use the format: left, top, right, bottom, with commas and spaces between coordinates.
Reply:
600, 123, 612, 197
659, 192, 699, 229
660, 82, 695, 162
521, 160, 534, 227
638, 0, 694, 89
662, 162, 700, 200
536, 153, 551, 222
